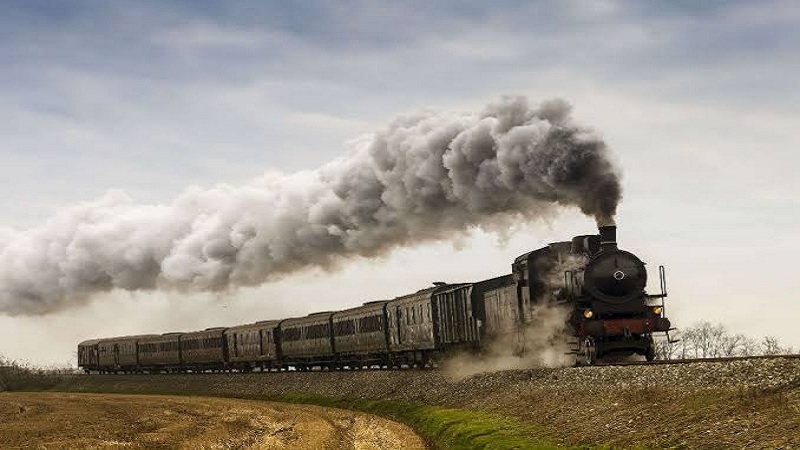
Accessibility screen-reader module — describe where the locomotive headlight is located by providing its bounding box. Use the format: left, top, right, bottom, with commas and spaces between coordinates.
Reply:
583, 309, 594, 319
652, 306, 663, 315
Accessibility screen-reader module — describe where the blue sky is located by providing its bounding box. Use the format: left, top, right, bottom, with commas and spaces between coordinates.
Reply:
1, 1, 799, 364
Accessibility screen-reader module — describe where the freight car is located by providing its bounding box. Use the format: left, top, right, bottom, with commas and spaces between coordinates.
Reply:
225, 320, 280, 371
78, 225, 672, 372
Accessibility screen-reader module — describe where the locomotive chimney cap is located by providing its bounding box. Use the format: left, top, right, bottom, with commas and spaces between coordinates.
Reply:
598, 225, 617, 250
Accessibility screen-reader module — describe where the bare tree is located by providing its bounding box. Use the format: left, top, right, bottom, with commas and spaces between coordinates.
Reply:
684, 321, 725, 358
664, 322, 793, 359
762, 336, 782, 355
677, 327, 696, 359
654, 337, 679, 360
739, 336, 760, 357
718, 332, 746, 357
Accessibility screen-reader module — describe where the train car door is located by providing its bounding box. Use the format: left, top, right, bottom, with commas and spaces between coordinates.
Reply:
113, 344, 120, 367
396, 306, 405, 345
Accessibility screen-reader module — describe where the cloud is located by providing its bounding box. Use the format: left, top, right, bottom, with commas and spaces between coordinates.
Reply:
151, 22, 288, 50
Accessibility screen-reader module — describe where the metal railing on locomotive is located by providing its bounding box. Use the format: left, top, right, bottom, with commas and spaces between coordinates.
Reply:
564, 265, 679, 345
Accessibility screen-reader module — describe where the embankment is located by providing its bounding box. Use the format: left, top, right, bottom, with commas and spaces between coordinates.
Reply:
24, 357, 800, 448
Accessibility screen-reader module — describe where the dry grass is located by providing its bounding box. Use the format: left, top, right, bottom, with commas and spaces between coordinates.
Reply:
0, 357, 71, 392
0, 392, 427, 449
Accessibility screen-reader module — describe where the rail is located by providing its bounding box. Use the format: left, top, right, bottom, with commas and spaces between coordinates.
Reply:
595, 353, 800, 367
77, 354, 800, 374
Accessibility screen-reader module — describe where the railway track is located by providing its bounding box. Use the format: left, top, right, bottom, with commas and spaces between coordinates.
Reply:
595, 353, 800, 367
75, 354, 800, 375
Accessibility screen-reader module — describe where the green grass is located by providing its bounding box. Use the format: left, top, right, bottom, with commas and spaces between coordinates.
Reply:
276, 394, 569, 450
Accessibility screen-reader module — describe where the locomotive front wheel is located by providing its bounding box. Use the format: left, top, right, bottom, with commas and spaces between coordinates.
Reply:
645, 338, 656, 361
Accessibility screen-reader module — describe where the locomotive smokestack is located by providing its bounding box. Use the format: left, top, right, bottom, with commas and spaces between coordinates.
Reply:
598, 225, 617, 250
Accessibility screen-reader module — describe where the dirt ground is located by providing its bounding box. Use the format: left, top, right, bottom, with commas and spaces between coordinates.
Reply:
0, 392, 427, 449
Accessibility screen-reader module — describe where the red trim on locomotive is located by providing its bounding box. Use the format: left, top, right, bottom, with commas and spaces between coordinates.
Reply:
603, 317, 657, 335
581, 317, 670, 337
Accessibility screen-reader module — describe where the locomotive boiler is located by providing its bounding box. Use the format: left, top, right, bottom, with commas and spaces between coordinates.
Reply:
78, 225, 672, 372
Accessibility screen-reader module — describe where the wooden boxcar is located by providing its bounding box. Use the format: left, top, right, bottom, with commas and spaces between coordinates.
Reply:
225, 320, 280, 370
474, 274, 518, 339
431, 283, 481, 350
97, 339, 116, 370
181, 327, 228, 370
332, 301, 390, 367
77, 339, 100, 372
137, 333, 182, 369
97, 335, 156, 372
279, 312, 334, 369
387, 287, 438, 366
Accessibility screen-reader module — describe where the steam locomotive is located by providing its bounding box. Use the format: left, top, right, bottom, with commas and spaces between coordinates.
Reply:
564, 225, 671, 363
78, 225, 671, 372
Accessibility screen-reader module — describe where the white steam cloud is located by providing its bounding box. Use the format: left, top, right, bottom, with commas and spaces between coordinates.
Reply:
0, 96, 621, 315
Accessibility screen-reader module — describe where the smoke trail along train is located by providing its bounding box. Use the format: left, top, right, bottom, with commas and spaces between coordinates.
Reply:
1, 96, 621, 315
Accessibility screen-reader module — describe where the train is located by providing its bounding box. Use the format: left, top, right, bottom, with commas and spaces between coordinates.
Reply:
77, 225, 672, 372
